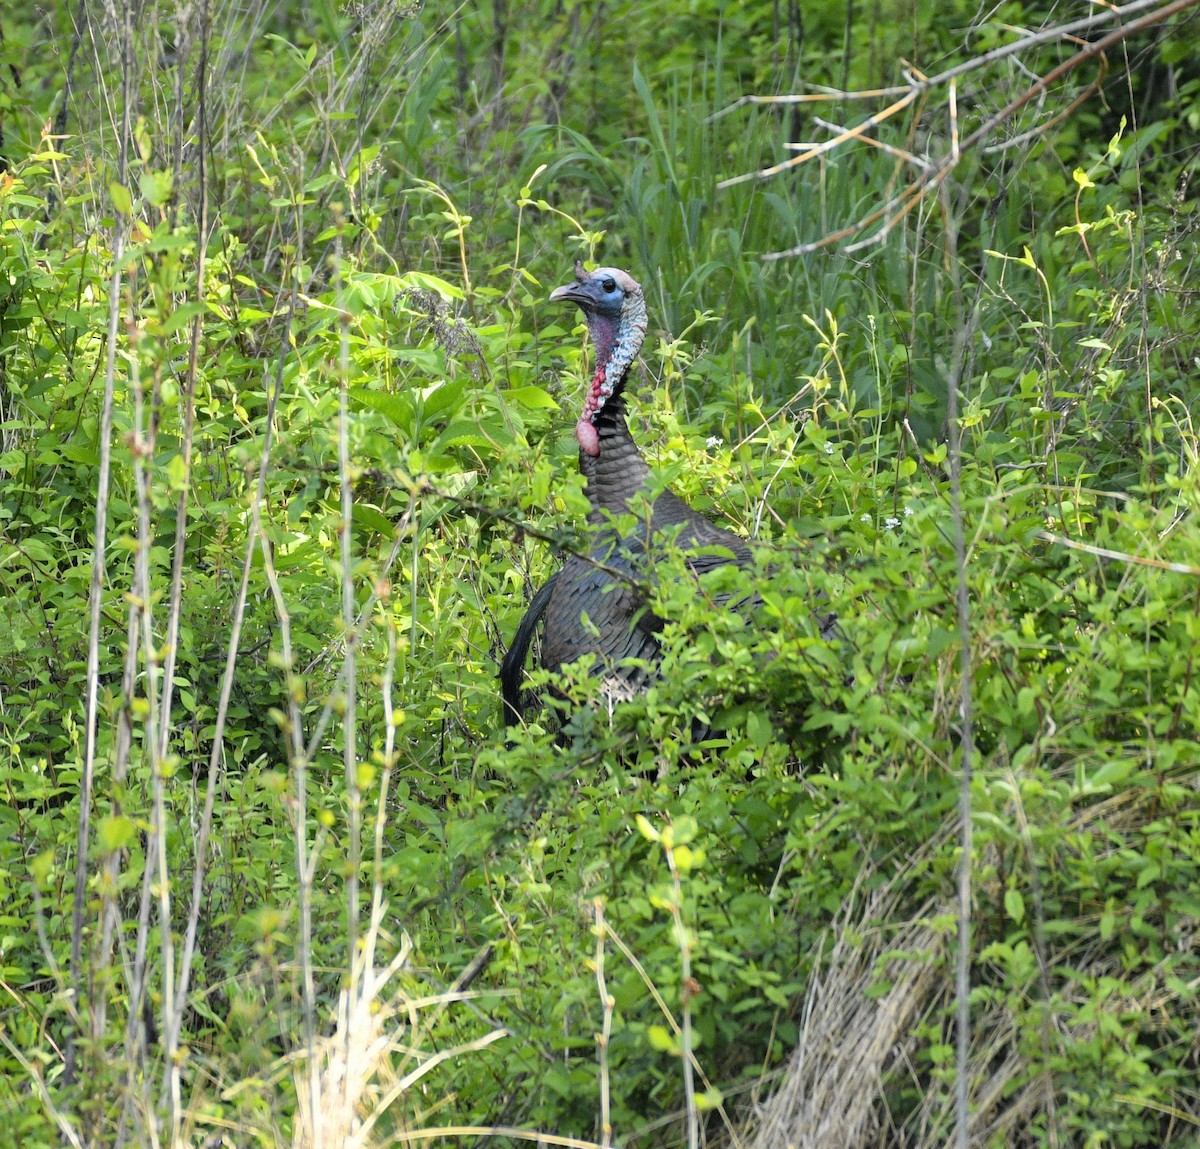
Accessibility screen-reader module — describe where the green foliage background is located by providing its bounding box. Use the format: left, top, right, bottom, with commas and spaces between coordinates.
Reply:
0, 1, 1198, 1145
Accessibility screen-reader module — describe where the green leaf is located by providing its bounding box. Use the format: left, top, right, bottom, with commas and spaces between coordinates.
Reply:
139, 169, 173, 206
436, 418, 513, 452
405, 270, 465, 300
350, 386, 414, 431
97, 815, 136, 853
347, 144, 382, 185
669, 815, 698, 847
166, 453, 189, 491
422, 378, 466, 420
646, 1025, 678, 1054
60, 443, 100, 466
503, 385, 560, 411
1099, 899, 1116, 940
635, 815, 659, 843
1089, 759, 1134, 790
109, 182, 133, 215
746, 710, 773, 752
31, 850, 55, 887
351, 504, 395, 535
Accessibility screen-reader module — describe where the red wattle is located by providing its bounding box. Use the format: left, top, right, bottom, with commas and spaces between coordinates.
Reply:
576, 419, 600, 456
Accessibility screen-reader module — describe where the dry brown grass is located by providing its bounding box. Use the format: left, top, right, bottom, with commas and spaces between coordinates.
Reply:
741, 787, 1200, 1149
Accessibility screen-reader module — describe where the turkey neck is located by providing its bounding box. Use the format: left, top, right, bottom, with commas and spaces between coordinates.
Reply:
579, 391, 651, 525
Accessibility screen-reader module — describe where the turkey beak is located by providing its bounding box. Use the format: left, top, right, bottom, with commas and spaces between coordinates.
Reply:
549, 282, 599, 308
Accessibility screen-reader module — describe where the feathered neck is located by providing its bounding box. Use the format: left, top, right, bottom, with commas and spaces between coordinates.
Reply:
579, 391, 652, 524
575, 292, 648, 458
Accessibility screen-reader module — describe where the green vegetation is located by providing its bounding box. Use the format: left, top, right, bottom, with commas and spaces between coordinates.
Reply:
0, 1, 1198, 1145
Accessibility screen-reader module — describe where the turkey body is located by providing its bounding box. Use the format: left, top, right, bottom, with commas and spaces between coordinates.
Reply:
502, 263, 753, 726
539, 395, 752, 705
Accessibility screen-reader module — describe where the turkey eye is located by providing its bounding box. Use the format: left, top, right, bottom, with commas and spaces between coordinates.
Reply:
602, 278, 616, 292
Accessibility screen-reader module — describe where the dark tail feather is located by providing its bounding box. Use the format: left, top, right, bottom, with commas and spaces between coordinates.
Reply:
500, 574, 559, 729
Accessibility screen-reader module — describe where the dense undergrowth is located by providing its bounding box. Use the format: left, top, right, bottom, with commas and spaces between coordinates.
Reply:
1, 1, 1198, 1146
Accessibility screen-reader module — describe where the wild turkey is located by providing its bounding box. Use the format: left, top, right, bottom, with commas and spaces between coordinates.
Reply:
501, 262, 755, 727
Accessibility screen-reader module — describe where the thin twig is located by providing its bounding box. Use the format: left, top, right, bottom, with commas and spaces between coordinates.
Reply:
255, 509, 320, 1134
940, 181, 982, 1149
711, 83, 914, 116
335, 212, 363, 1094
1038, 529, 1200, 575
129, 325, 181, 1132
373, 618, 399, 948
66, 0, 135, 1092
594, 899, 614, 1149
982, 63, 1106, 154
718, 88, 920, 188
599, 919, 742, 1146
297, 501, 414, 782
389, 1125, 607, 1149
171, 285, 298, 1028
159, 0, 210, 763
806, 118, 932, 171
665, 838, 699, 1149
0, 1032, 84, 1148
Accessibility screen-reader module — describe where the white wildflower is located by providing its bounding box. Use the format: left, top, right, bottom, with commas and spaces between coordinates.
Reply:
706, 435, 723, 449
885, 516, 901, 530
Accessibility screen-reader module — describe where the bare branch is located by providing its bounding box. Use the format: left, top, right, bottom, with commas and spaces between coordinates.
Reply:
717, 89, 920, 189
715, 0, 1200, 258
1038, 530, 1200, 575
806, 119, 932, 171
